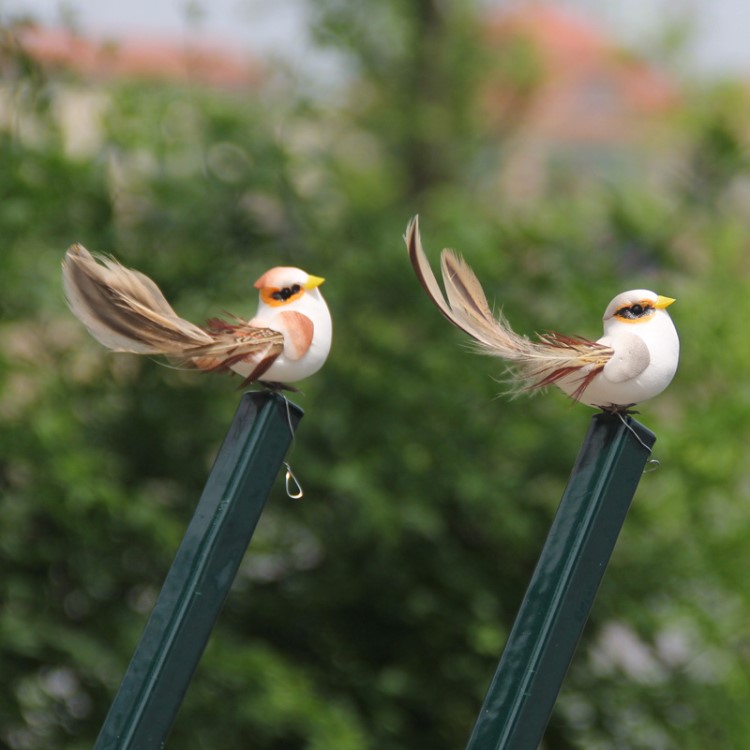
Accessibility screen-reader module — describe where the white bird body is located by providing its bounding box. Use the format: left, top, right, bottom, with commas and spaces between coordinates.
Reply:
238, 273, 332, 383
405, 217, 679, 412
554, 290, 679, 408
61, 247, 332, 387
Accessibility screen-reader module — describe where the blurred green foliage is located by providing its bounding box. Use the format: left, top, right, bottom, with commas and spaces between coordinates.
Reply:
2, 2, 750, 749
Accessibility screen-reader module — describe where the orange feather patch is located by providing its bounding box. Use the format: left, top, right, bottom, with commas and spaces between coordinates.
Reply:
274, 311, 314, 360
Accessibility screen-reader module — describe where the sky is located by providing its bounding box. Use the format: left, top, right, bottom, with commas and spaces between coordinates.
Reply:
2, 0, 750, 77
1, 0, 312, 56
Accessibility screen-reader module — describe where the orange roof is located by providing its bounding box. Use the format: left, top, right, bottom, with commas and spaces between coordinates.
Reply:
488, 4, 609, 68
485, 5, 677, 143
16, 25, 263, 90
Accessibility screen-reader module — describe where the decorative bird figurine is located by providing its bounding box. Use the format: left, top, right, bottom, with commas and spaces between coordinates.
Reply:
62, 244, 332, 388
405, 217, 679, 412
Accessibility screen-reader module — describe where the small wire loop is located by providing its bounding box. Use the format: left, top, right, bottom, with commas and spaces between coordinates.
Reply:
284, 462, 304, 500
643, 458, 660, 474
277, 394, 304, 499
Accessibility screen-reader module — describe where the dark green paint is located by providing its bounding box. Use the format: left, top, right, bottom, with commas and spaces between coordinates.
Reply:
94, 392, 302, 750
465, 413, 655, 750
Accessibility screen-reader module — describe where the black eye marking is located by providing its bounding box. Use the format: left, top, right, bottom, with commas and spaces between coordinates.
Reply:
616, 302, 653, 319
270, 284, 302, 302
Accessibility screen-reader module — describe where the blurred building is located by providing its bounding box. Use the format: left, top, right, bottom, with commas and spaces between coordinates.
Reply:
2, 7, 678, 186
483, 5, 679, 197
10, 25, 263, 90
0, 23, 263, 157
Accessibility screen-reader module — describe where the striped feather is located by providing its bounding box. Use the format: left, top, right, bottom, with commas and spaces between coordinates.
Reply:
405, 217, 613, 399
62, 244, 284, 377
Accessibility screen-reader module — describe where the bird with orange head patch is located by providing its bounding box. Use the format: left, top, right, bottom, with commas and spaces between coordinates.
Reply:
62, 245, 332, 389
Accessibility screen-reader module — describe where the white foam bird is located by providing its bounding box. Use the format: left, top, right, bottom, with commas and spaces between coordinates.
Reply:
62, 244, 332, 388
405, 217, 679, 412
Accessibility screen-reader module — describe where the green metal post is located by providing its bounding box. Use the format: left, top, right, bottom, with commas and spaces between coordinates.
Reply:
465, 413, 655, 750
94, 391, 303, 750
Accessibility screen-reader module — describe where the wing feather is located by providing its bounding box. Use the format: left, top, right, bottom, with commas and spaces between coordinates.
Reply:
404, 217, 614, 398
62, 244, 285, 380
272, 310, 314, 361
597, 332, 650, 383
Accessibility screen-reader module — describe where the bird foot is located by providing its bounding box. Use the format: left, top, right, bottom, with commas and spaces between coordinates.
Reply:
597, 403, 639, 416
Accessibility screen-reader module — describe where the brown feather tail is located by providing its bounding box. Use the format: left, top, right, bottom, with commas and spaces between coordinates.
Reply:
61, 245, 285, 377
62, 244, 214, 355
404, 217, 613, 395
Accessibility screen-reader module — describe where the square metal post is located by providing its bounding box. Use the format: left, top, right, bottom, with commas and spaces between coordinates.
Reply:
465, 413, 655, 750
94, 391, 302, 750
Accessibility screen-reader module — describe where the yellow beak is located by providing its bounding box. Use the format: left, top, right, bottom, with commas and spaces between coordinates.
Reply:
304, 275, 325, 290
655, 295, 676, 309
